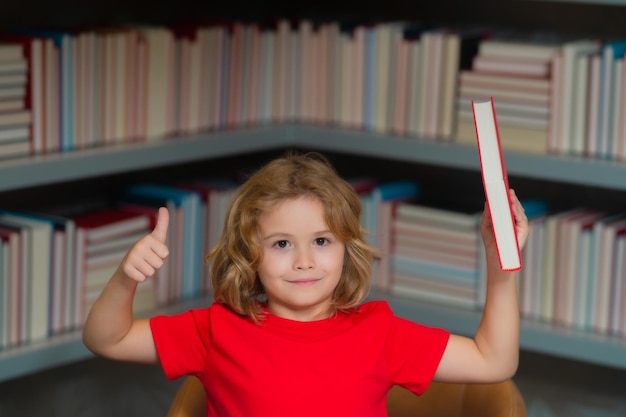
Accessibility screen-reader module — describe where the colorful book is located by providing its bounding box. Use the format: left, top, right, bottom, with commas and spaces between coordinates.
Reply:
175, 178, 240, 294
0, 211, 52, 344
365, 179, 420, 291
73, 207, 153, 322
13, 210, 77, 334
15, 29, 74, 152
0, 226, 20, 348
597, 39, 626, 159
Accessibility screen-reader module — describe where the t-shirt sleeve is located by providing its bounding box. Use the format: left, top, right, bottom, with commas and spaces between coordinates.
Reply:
150, 308, 211, 380
387, 315, 450, 395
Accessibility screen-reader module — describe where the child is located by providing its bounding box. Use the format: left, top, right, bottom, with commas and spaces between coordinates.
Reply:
83, 151, 529, 417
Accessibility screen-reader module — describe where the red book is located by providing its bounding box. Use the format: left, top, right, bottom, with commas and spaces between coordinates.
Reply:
0, 34, 45, 154
472, 97, 521, 271
73, 207, 152, 244
73, 207, 152, 322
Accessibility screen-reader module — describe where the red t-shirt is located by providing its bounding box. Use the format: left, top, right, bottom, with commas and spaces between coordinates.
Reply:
150, 300, 449, 417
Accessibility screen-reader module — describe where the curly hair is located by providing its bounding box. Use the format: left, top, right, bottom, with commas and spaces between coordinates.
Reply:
206, 151, 380, 322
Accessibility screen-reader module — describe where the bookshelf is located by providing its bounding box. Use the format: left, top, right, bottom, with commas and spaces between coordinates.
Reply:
2, 0, 626, 389
2, 125, 626, 381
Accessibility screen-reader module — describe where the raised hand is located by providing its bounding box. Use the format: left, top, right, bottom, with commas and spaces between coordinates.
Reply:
509, 189, 529, 251
480, 189, 529, 252
121, 207, 170, 282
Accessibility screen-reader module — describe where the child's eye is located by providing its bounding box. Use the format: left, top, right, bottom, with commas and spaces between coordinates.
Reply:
314, 237, 329, 246
273, 240, 290, 249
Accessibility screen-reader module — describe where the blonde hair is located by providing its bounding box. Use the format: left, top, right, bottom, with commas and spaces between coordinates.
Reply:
206, 151, 379, 322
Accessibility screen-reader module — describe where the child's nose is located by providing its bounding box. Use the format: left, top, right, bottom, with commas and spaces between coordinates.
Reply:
294, 247, 315, 270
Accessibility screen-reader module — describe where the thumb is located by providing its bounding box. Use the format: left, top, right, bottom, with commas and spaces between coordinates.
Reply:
152, 207, 169, 242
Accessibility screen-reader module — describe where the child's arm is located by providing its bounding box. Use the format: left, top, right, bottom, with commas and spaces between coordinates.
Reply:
82, 207, 170, 364
434, 189, 529, 383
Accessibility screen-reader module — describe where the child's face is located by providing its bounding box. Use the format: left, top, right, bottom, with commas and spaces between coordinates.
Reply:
257, 196, 345, 321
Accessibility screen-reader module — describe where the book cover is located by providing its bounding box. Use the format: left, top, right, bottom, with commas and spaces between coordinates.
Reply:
175, 178, 240, 294
257, 27, 275, 125
15, 210, 77, 334
477, 38, 559, 61
132, 25, 177, 140
590, 214, 626, 334
518, 211, 547, 321
597, 39, 626, 159
553, 209, 605, 327
73, 207, 153, 321
0, 234, 6, 349
368, 179, 420, 291
0, 34, 47, 155
393, 204, 480, 269
15, 29, 75, 152
73, 208, 151, 242
0, 212, 52, 344
557, 39, 601, 155
0, 226, 21, 348
471, 97, 521, 271
585, 53, 602, 158
614, 231, 626, 336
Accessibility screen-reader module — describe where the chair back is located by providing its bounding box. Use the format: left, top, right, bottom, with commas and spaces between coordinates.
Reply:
386, 379, 527, 417
167, 376, 527, 417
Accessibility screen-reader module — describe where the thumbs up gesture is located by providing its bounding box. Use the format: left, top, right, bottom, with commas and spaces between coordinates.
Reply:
121, 207, 171, 282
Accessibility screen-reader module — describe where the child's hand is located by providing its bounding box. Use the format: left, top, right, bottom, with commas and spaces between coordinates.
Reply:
121, 207, 170, 282
480, 189, 529, 252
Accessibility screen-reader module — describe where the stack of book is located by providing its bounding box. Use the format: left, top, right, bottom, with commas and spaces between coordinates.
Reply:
455, 37, 558, 154
74, 208, 155, 324
360, 180, 420, 292
175, 178, 240, 295
519, 207, 626, 337
389, 202, 483, 309
0, 177, 244, 350
0, 42, 31, 160
0, 211, 53, 348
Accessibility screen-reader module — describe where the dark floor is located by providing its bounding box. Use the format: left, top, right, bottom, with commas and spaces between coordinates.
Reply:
514, 351, 626, 417
0, 350, 625, 417
0, 358, 183, 417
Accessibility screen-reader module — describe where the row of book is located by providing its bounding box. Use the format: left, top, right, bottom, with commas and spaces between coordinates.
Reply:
456, 36, 626, 161
454, 40, 554, 156
3, 20, 626, 162
519, 208, 626, 337
0, 179, 239, 350
0, 42, 31, 159
3, 173, 626, 349
0, 19, 469, 159
386, 202, 483, 310
378, 198, 626, 339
